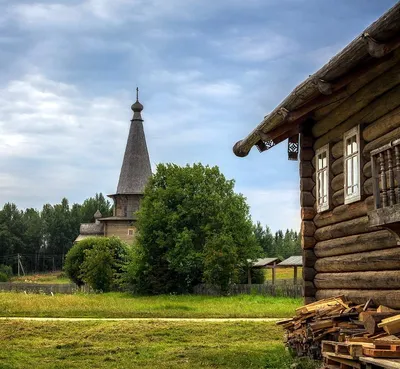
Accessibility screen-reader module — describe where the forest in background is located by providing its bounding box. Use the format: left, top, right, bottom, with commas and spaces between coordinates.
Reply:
0, 195, 301, 274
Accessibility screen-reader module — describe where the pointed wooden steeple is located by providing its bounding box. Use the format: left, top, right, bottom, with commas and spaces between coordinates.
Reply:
116, 88, 152, 194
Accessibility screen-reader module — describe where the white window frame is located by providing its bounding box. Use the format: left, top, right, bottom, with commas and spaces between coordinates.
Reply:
316, 144, 330, 213
343, 125, 361, 204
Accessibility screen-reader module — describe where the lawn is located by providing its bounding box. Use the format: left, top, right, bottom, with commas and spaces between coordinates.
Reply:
264, 267, 303, 282
0, 292, 301, 318
10, 271, 71, 284
0, 319, 318, 369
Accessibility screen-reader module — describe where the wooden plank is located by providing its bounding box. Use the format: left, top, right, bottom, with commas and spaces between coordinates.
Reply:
363, 348, 400, 358
360, 357, 400, 369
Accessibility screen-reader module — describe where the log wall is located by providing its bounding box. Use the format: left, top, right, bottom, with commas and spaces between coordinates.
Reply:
306, 56, 400, 309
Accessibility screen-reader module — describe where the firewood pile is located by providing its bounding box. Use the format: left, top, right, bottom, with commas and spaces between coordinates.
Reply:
277, 296, 400, 368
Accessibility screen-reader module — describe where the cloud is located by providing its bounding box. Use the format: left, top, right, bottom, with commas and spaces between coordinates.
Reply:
240, 186, 300, 232
212, 32, 298, 62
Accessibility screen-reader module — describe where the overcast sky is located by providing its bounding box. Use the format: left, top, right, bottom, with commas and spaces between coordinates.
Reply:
0, 0, 397, 232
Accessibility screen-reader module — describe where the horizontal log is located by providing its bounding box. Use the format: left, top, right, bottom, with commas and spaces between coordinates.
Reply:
299, 161, 313, 178
363, 105, 400, 142
314, 271, 400, 290
315, 247, 400, 273
363, 161, 372, 178
300, 148, 314, 161
312, 49, 400, 124
303, 249, 317, 268
315, 84, 400, 150
300, 177, 315, 192
304, 281, 316, 297
332, 141, 343, 160
313, 62, 400, 139
313, 201, 368, 228
304, 296, 316, 304
314, 216, 370, 242
365, 195, 375, 210
301, 221, 316, 237
332, 189, 344, 207
332, 157, 343, 176
300, 192, 315, 208
301, 207, 316, 221
316, 289, 400, 309
314, 230, 398, 258
302, 236, 316, 250
364, 177, 373, 196
363, 126, 400, 160
332, 173, 344, 192
303, 267, 316, 281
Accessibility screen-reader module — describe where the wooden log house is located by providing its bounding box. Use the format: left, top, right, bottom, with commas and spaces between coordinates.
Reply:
233, 3, 400, 308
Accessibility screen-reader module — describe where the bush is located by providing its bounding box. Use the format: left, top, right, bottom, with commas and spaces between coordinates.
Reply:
0, 271, 8, 282
237, 266, 265, 285
0, 264, 13, 278
64, 237, 129, 291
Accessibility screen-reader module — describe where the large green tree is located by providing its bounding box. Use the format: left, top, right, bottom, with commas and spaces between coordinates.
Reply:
127, 163, 262, 294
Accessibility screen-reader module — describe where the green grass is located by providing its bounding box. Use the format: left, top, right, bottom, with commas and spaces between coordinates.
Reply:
0, 292, 301, 318
0, 320, 319, 369
264, 268, 303, 281
10, 272, 71, 285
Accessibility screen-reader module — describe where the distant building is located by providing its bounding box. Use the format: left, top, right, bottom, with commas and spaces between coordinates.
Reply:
75, 90, 152, 243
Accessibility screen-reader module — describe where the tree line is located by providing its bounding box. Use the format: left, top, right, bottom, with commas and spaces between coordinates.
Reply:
0, 193, 112, 273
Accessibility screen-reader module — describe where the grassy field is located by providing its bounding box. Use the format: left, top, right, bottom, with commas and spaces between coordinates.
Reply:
10, 271, 71, 284
0, 319, 318, 369
0, 292, 301, 318
264, 267, 303, 281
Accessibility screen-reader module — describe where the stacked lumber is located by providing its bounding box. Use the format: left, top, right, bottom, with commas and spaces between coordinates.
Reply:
278, 296, 400, 368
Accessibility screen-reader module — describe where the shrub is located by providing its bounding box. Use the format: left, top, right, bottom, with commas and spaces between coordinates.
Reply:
64, 237, 129, 291
0, 271, 8, 282
0, 264, 13, 278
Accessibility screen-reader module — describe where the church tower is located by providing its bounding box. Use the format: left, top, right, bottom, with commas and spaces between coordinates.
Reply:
100, 89, 152, 242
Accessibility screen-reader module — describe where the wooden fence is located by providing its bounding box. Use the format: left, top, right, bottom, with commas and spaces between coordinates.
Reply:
0, 282, 91, 294
193, 282, 302, 298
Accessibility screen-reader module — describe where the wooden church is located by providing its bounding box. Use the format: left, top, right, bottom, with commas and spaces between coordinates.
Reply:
75, 90, 151, 243
234, 3, 400, 308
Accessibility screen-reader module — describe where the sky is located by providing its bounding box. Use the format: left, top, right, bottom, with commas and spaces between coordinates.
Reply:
0, 0, 397, 232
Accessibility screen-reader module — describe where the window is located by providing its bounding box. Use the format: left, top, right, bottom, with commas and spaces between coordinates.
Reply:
344, 126, 361, 204
316, 144, 330, 213
128, 228, 135, 236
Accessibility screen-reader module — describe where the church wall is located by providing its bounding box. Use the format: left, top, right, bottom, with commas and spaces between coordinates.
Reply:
104, 220, 137, 243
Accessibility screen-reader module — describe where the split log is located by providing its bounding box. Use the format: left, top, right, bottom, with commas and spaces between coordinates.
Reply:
365, 195, 375, 211
316, 289, 400, 309
303, 267, 316, 281
313, 62, 400, 139
314, 216, 370, 242
300, 161, 313, 178
363, 313, 399, 335
300, 177, 315, 192
314, 270, 400, 290
332, 157, 343, 176
315, 84, 400, 150
332, 173, 344, 192
314, 230, 398, 258
312, 49, 400, 123
301, 207, 316, 221
364, 177, 373, 196
315, 247, 400, 273
300, 192, 315, 207
303, 281, 317, 297
332, 141, 343, 159
363, 161, 372, 178
302, 236, 316, 250
332, 189, 344, 207
300, 148, 314, 161
301, 221, 316, 237
363, 105, 400, 142
314, 201, 368, 228
363, 126, 400, 160
303, 249, 317, 268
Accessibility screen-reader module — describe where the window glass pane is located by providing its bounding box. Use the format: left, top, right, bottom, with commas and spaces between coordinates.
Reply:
352, 137, 358, 153
347, 158, 352, 187
322, 152, 327, 168
347, 138, 352, 155
318, 155, 322, 170
323, 169, 328, 201
353, 156, 359, 188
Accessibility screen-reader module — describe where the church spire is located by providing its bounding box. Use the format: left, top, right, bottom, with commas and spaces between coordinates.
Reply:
116, 89, 152, 194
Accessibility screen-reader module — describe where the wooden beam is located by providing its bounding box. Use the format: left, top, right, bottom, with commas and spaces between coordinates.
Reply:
363, 32, 400, 58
